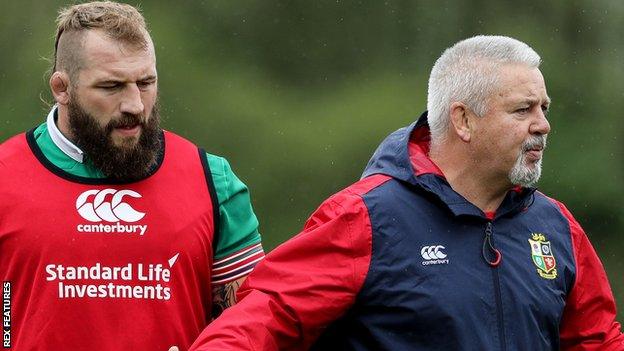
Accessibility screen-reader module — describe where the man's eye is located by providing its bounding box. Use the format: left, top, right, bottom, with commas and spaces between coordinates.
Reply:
99, 84, 121, 90
515, 107, 530, 114
137, 81, 154, 89
541, 105, 549, 115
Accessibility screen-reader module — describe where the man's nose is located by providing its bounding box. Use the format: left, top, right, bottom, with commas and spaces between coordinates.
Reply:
119, 84, 144, 116
531, 108, 550, 135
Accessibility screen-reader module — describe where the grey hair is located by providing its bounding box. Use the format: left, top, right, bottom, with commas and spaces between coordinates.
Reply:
427, 35, 541, 145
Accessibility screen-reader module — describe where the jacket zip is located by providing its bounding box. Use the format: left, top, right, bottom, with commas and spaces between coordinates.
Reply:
485, 222, 507, 351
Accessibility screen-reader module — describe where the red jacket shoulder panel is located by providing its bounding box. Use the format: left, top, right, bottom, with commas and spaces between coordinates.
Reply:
189, 176, 390, 350
547, 198, 624, 350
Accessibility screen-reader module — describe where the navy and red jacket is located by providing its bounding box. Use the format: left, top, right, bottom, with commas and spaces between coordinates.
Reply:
191, 113, 624, 351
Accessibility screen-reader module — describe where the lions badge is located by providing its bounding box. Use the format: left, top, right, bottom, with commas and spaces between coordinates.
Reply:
528, 233, 557, 279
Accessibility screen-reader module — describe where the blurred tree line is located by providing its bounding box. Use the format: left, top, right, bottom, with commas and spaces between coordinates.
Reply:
1, 0, 622, 319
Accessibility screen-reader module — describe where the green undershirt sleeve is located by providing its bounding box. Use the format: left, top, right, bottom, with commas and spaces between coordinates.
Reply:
206, 153, 262, 260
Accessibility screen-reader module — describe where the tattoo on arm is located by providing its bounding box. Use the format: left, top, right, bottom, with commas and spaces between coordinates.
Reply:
211, 278, 243, 319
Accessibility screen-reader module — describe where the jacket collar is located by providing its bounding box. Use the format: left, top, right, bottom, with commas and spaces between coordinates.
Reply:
362, 111, 536, 219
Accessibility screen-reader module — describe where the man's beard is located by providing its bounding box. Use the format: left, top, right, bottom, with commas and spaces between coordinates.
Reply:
67, 99, 162, 181
508, 134, 547, 187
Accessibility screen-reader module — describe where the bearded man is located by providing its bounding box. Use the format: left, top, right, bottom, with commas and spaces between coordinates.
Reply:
0, 2, 264, 350
190, 36, 623, 350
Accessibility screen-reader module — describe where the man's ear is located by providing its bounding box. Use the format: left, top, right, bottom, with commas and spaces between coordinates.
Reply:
449, 102, 471, 142
49, 72, 71, 105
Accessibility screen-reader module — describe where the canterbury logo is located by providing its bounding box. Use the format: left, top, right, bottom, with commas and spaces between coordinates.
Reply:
76, 189, 145, 223
421, 245, 447, 260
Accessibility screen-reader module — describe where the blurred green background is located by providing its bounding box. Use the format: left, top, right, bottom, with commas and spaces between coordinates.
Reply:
1, 1, 622, 320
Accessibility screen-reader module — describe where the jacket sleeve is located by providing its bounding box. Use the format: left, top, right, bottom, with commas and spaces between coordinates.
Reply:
189, 190, 373, 351
555, 201, 624, 350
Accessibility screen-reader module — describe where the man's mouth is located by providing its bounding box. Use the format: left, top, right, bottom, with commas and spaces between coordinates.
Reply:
114, 123, 142, 136
521, 134, 547, 162
524, 145, 544, 161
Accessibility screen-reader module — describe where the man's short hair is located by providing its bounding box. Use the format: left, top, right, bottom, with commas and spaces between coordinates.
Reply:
427, 35, 541, 144
53, 1, 150, 79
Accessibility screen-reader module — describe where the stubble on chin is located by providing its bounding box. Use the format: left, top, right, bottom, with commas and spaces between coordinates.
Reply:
508, 151, 543, 187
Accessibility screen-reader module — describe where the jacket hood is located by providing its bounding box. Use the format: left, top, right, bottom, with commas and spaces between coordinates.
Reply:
362, 112, 536, 219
